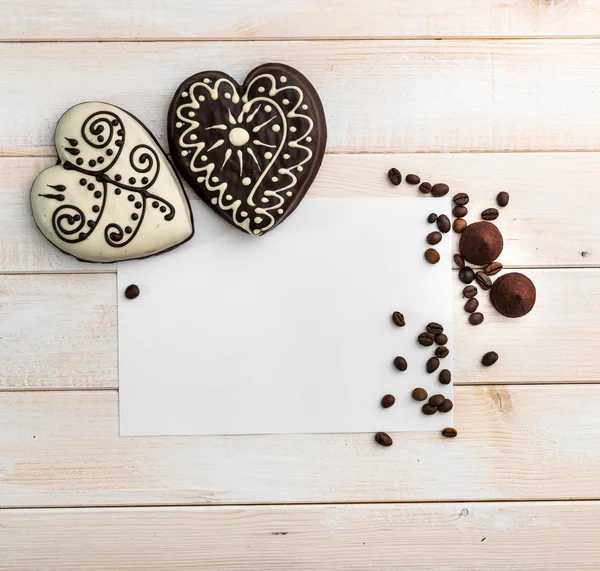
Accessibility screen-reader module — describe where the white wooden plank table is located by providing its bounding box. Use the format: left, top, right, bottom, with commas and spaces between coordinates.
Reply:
2, 2, 600, 569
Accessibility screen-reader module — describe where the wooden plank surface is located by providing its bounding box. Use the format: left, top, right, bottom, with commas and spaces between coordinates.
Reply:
3, 0, 600, 41
2, 385, 599, 507
3, 501, 600, 570
3, 152, 599, 273
1, 269, 596, 389
4, 40, 600, 156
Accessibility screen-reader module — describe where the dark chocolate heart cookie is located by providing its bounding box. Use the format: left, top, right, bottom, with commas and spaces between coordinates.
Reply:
168, 63, 327, 236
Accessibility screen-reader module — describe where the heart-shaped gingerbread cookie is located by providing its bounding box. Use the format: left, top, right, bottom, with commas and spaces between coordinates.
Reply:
31, 102, 194, 263
168, 63, 326, 236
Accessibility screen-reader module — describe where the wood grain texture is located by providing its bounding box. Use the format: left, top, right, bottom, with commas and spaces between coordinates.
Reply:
1, 269, 596, 389
4, 40, 600, 156
3, 153, 599, 273
2, 0, 600, 41
2, 386, 599, 507
3, 501, 600, 570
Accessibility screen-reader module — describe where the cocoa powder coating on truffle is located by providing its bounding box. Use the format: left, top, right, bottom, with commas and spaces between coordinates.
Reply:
490, 272, 536, 318
459, 221, 504, 266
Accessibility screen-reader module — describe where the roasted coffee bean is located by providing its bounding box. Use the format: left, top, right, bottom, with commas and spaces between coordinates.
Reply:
481, 208, 499, 221
381, 394, 396, 408
442, 427, 458, 438
431, 183, 449, 197
481, 351, 499, 367
458, 266, 476, 284
392, 311, 405, 327
435, 346, 449, 359
439, 369, 451, 385
476, 271, 492, 290
464, 298, 479, 313
453, 254, 465, 269
426, 322, 444, 335
375, 432, 393, 446
436, 214, 451, 233
419, 182, 432, 194
469, 312, 484, 326
427, 231, 442, 245
388, 168, 401, 186
422, 403, 438, 415
453, 218, 467, 233
462, 285, 478, 298
496, 192, 510, 207
429, 394, 445, 407
427, 213, 438, 223
418, 332, 435, 346
394, 356, 408, 371
452, 205, 468, 218
485, 262, 503, 276
412, 388, 428, 401
453, 192, 470, 206
125, 284, 140, 299
435, 333, 448, 346
426, 357, 440, 373
406, 174, 421, 185
425, 248, 440, 264
438, 399, 453, 413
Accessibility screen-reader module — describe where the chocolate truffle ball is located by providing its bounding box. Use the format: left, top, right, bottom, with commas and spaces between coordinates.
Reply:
459, 221, 504, 266
490, 272, 536, 318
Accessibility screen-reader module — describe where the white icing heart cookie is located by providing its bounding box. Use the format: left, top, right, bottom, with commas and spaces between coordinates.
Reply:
31, 102, 194, 263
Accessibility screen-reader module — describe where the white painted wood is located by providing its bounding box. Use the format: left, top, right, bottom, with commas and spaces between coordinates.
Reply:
3, 40, 600, 155
3, 153, 599, 273
3, 0, 600, 41
1, 386, 599, 507
3, 501, 600, 570
0, 269, 596, 389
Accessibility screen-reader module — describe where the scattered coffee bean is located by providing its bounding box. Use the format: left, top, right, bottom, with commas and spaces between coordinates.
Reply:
469, 312, 484, 326
125, 284, 140, 299
476, 271, 492, 290
435, 333, 448, 346
481, 351, 499, 367
464, 298, 479, 313
426, 322, 444, 335
375, 432, 393, 446
453, 192, 470, 206
436, 214, 451, 233
442, 427, 458, 438
452, 205, 468, 218
458, 266, 476, 284
435, 346, 449, 359
425, 248, 440, 264
394, 356, 408, 371
453, 218, 467, 233
462, 285, 478, 298
412, 388, 428, 401
418, 332, 435, 347
485, 262, 503, 276
481, 208, 499, 221
496, 192, 510, 207
453, 254, 465, 268
439, 369, 451, 385
381, 394, 396, 408
419, 182, 432, 194
431, 183, 449, 197
422, 403, 438, 415
426, 231, 442, 245
427, 213, 438, 223
426, 357, 440, 373
429, 394, 445, 407
388, 168, 401, 186
406, 174, 420, 185
392, 311, 405, 327
438, 399, 453, 413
